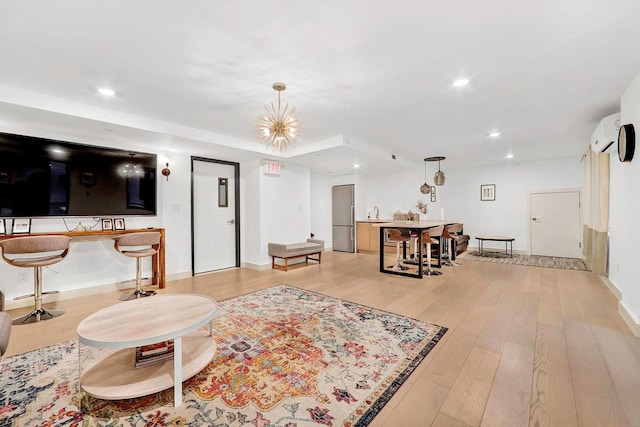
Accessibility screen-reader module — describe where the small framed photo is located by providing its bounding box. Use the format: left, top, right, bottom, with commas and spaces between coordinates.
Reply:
481, 184, 496, 201
430, 187, 437, 202
0, 219, 5, 235
12, 218, 31, 234
80, 170, 96, 186
114, 218, 126, 230
102, 218, 113, 231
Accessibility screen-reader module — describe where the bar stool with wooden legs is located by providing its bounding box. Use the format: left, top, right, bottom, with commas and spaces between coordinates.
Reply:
421, 225, 444, 276
386, 229, 410, 271
442, 223, 463, 267
0, 235, 71, 324
113, 232, 161, 301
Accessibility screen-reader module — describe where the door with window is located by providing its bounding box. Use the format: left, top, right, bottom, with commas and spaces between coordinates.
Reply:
191, 157, 239, 274
530, 190, 581, 258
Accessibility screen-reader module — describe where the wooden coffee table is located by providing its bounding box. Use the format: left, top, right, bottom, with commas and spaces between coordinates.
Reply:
77, 294, 221, 407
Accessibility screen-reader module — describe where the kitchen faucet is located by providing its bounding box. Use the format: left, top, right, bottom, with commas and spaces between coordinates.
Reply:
374, 206, 380, 219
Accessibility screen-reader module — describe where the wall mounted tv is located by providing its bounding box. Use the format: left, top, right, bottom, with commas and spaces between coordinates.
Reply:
0, 132, 157, 218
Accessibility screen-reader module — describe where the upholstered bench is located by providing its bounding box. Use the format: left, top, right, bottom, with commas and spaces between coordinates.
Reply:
268, 239, 324, 271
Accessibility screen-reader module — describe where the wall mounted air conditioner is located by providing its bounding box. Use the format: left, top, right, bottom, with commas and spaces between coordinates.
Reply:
591, 112, 621, 152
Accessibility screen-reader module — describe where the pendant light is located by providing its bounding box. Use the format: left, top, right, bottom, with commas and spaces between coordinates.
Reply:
434, 158, 445, 186
420, 158, 431, 194
425, 156, 446, 186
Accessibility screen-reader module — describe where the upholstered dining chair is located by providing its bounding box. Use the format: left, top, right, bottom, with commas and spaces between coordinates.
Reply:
442, 223, 463, 267
421, 225, 444, 276
113, 232, 161, 300
0, 235, 71, 324
386, 229, 411, 271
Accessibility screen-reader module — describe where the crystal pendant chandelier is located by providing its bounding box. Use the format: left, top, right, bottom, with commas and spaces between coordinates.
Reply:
256, 82, 302, 151
420, 158, 431, 194
122, 153, 143, 178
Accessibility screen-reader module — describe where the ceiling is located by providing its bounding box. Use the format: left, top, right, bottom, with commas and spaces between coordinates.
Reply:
1, 0, 640, 176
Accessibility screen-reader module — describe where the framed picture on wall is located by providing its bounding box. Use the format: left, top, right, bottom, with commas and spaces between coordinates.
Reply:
12, 218, 31, 234
102, 218, 113, 231
0, 218, 5, 235
481, 184, 496, 201
114, 218, 126, 230
430, 187, 437, 202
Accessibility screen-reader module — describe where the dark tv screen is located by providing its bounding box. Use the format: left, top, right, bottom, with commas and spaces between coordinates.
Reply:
0, 132, 157, 218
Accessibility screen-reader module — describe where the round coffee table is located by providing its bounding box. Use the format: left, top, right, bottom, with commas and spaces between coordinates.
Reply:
77, 294, 220, 407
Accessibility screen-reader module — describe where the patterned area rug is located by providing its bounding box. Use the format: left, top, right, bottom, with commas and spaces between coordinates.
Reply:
0, 285, 447, 427
461, 251, 590, 271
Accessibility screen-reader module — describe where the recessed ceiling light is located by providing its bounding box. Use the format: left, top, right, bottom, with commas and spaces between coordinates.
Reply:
453, 78, 470, 87
98, 87, 115, 96
505, 153, 514, 159
352, 163, 361, 169
489, 131, 501, 138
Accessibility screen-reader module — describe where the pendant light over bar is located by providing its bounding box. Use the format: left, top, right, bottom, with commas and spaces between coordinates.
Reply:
420, 158, 431, 194
425, 156, 446, 186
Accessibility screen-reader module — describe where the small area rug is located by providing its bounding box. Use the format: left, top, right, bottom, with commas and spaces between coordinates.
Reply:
0, 285, 446, 427
461, 251, 590, 271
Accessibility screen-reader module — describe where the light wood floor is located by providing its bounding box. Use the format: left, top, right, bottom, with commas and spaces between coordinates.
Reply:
5, 251, 640, 427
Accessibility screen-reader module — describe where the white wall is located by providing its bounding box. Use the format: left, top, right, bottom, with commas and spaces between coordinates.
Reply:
240, 159, 262, 267
365, 157, 582, 252
257, 162, 312, 265
609, 72, 640, 325
310, 173, 333, 249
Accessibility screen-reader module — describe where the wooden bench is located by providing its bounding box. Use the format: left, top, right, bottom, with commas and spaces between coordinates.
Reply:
268, 239, 324, 271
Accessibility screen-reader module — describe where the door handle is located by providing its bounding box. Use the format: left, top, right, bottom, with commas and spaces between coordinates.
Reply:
227, 219, 235, 224
532, 217, 541, 222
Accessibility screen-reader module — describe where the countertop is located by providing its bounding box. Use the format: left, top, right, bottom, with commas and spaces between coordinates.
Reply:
356, 219, 392, 223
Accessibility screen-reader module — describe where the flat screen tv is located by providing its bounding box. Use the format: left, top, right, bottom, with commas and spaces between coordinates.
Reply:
0, 132, 157, 218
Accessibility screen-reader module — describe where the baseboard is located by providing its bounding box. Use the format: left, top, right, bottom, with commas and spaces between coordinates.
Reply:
600, 276, 623, 301
3, 271, 192, 311
600, 276, 640, 337
619, 302, 640, 337
241, 262, 271, 271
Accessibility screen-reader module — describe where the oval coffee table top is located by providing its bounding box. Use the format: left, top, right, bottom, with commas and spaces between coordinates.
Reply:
77, 294, 220, 348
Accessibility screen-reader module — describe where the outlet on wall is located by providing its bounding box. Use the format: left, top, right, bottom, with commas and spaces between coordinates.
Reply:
17, 271, 28, 283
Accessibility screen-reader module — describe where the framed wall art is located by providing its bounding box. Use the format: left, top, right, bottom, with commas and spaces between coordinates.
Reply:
102, 218, 113, 231
481, 184, 496, 201
12, 218, 31, 234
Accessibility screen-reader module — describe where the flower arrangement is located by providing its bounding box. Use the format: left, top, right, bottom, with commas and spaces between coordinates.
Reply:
415, 200, 428, 215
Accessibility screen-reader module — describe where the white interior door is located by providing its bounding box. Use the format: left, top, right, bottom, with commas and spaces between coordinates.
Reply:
530, 190, 581, 258
193, 159, 238, 274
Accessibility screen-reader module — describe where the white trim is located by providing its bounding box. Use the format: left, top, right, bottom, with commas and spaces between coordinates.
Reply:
599, 276, 640, 337
240, 262, 271, 271
619, 302, 640, 337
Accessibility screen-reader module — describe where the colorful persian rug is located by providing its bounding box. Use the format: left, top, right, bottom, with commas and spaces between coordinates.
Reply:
462, 251, 590, 271
0, 285, 446, 427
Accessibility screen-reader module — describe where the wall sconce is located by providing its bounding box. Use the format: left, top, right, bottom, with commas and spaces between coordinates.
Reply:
161, 163, 171, 181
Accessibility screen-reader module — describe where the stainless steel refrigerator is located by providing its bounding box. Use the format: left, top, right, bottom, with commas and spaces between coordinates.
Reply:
332, 184, 355, 252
